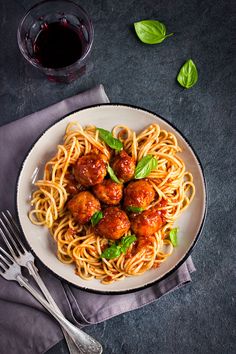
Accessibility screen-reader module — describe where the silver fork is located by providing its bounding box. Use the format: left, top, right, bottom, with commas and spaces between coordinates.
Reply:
0, 211, 80, 354
0, 246, 102, 354
0, 210, 103, 354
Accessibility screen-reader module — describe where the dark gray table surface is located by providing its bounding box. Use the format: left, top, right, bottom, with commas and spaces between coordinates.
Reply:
0, 0, 235, 353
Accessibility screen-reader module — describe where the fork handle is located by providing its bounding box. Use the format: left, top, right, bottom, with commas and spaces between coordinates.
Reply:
27, 261, 62, 310
27, 261, 80, 354
16, 274, 103, 354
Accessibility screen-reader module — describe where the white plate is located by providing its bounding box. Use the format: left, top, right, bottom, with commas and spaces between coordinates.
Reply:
17, 104, 207, 294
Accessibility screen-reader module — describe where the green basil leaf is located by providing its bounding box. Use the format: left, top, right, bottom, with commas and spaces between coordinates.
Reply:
120, 235, 137, 253
101, 235, 137, 259
134, 155, 158, 179
134, 20, 173, 44
101, 244, 122, 260
127, 206, 144, 213
107, 165, 122, 184
177, 59, 198, 89
91, 211, 103, 226
97, 128, 123, 151
169, 227, 179, 247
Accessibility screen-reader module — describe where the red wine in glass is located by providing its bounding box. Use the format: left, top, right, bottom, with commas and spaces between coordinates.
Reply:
18, 1, 94, 82
33, 20, 84, 69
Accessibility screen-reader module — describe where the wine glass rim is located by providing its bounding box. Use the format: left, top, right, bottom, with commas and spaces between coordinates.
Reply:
17, 0, 94, 73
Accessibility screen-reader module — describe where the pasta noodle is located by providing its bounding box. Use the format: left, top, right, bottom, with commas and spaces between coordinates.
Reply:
29, 122, 195, 284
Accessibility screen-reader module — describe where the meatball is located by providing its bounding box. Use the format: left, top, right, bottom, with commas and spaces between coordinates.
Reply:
95, 207, 130, 240
92, 179, 123, 205
111, 150, 135, 182
123, 180, 155, 210
74, 153, 107, 187
67, 191, 101, 225
130, 207, 163, 237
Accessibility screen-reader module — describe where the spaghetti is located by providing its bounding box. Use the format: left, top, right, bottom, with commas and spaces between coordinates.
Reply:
29, 122, 195, 284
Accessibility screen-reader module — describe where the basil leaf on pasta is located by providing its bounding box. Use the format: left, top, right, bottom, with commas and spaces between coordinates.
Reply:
134, 20, 173, 44
101, 235, 136, 259
134, 155, 158, 179
91, 211, 103, 226
169, 227, 179, 247
120, 235, 137, 253
126, 206, 144, 213
177, 59, 198, 89
101, 243, 122, 260
107, 165, 122, 184
97, 128, 123, 151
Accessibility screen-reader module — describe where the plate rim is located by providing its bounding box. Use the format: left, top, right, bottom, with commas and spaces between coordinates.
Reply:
16, 103, 208, 295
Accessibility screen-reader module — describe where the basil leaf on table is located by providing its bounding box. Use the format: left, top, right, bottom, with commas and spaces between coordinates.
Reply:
134, 20, 173, 44
97, 128, 123, 151
134, 155, 158, 179
101, 235, 137, 260
169, 227, 179, 247
107, 165, 121, 184
91, 211, 103, 226
177, 59, 198, 89
126, 206, 144, 213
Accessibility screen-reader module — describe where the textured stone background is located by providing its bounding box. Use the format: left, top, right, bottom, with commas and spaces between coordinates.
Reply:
0, 0, 235, 353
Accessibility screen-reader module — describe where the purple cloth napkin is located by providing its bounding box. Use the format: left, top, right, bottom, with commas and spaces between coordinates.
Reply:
0, 85, 195, 354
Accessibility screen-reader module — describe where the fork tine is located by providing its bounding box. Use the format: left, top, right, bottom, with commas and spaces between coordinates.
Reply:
0, 246, 15, 263
5, 210, 28, 251
0, 257, 8, 271
1, 210, 27, 253
0, 225, 18, 259
0, 251, 12, 269
6, 210, 23, 235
